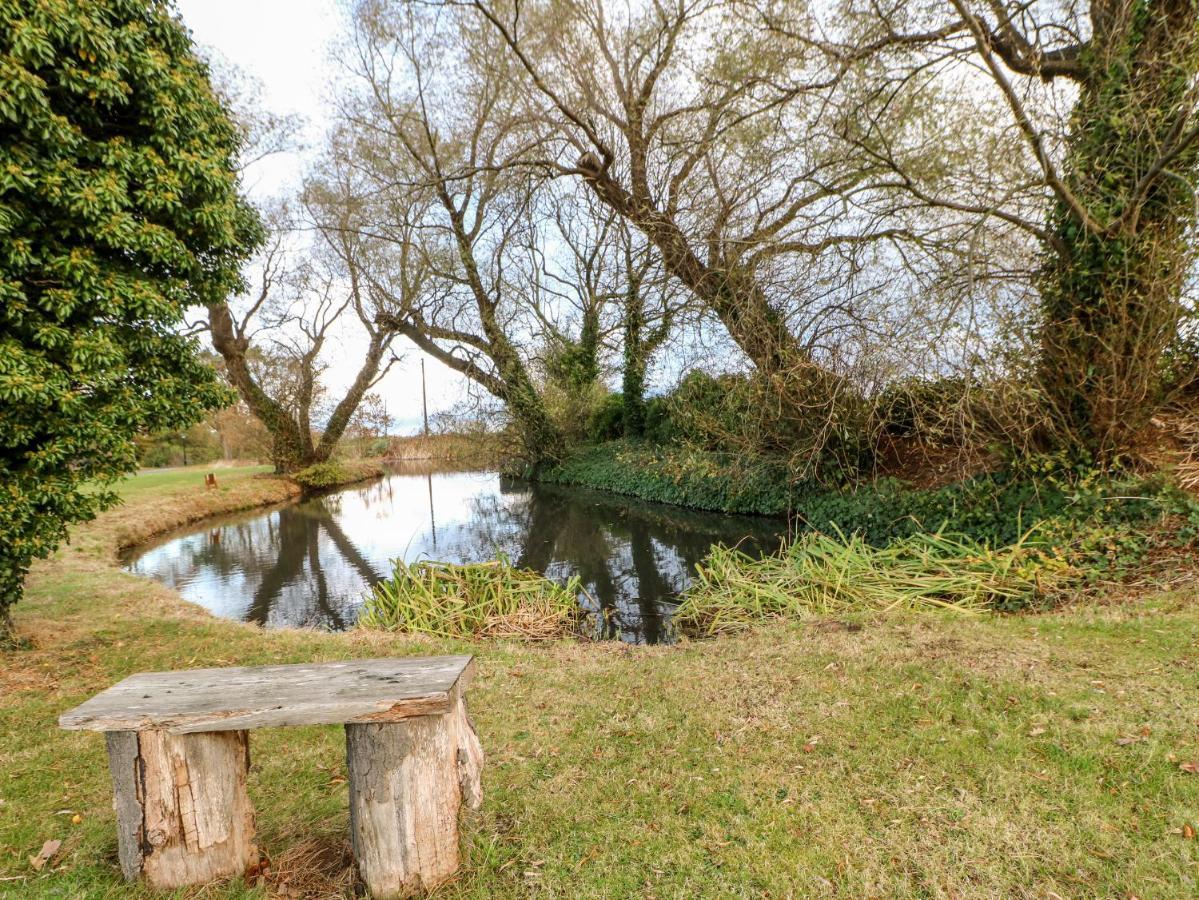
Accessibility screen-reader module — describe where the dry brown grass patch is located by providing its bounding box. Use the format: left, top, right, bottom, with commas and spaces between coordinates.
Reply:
260, 836, 355, 899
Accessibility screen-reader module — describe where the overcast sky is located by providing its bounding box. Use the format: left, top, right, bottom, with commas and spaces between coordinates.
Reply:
175, 0, 469, 434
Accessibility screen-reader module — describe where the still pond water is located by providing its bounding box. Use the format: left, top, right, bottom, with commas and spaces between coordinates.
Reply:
124, 465, 786, 643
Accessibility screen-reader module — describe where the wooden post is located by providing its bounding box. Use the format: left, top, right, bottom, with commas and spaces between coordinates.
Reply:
105, 729, 258, 889
345, 688, 482, 898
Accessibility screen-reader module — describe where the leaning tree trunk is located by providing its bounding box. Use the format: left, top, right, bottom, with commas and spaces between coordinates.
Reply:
314, 333, 390, 462
444, 203, 567, 464
577, 157, 865, 472
208, 303, 311, 472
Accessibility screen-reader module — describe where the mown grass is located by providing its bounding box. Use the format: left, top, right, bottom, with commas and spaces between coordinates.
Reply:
83, 463, 272, 499
2, 467, 1198, 897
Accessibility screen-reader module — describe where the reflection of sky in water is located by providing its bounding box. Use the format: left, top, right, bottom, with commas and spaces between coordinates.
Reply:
125, 469, 785, 643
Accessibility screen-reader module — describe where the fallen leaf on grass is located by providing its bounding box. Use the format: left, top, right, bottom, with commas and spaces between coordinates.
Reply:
1179, 761, 1199, 774
1028, 727, 1047, 737
1184, 823, 1196, 840
29, 839, 61, 871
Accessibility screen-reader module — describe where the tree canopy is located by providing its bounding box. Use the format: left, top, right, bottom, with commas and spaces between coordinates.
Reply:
0, 0, 262, 634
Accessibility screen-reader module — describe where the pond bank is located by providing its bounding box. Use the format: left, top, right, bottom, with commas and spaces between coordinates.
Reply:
4, 466, 1199, 896
119, 467, 784, 640
79, 461, 385, 565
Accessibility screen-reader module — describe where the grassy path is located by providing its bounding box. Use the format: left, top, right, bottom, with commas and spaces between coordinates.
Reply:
1, 467, 1197, 897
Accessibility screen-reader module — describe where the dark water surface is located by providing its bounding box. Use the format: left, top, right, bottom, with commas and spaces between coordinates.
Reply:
123, 465, 786, 643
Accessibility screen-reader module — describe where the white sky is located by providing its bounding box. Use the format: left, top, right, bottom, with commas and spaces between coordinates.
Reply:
176, 0, 469, 434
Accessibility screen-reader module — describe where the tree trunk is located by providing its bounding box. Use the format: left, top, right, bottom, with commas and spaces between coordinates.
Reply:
208, 303, 310, 472
1036, 0, 1199, 459
105, 729, 258, 889
0, 604, 15, 650
345, 688, 483, 898
443, 203, 566, 463
316, 334, 388, 462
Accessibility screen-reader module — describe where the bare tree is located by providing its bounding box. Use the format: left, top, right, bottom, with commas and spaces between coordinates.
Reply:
203, 212, 405, 471
322, 1, 568, 462
451, 0, 946, 471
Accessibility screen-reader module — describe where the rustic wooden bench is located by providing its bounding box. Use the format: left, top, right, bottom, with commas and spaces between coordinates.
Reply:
59, 656, 483, 898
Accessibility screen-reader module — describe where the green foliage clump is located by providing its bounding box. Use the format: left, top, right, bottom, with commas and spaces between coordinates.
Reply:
587, 392, 627, 443
543, 440, 795, 515
642, 396, 679, 444
674, 529, 1052, 635
290, 461, 381, 491
358, 557, 582, 639
875, 376, 971, 440
664, 370, 747, 445
545, 442, 1199, 589
629, 370, 873, 478
0, 0, 261, 631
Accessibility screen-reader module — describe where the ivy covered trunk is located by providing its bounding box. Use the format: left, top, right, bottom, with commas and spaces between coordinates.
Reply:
1036, 0, 1199, 460
621, 279, 649, 437
492, 334, 566, 464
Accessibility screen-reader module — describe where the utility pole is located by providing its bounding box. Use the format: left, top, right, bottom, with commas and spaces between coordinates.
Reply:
421, 357, 429, 437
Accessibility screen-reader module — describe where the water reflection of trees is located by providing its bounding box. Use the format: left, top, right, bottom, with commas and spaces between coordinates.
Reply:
189, 504, 385, 631
493, 479, 782, 643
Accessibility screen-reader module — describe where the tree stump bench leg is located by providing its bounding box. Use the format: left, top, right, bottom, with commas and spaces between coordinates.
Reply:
105, 729, 258, 889
345, 688, 483, 898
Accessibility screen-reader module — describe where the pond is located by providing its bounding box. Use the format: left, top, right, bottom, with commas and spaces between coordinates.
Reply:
123, 464, 787, 643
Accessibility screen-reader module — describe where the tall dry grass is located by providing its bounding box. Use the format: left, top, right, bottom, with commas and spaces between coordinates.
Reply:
673, 529, 1055, 635
358, 557, 583, 639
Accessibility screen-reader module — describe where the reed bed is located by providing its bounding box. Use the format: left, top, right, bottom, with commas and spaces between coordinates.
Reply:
357, 557, 583, 639
383, 433, 498, 463
673, 529, 1055, 635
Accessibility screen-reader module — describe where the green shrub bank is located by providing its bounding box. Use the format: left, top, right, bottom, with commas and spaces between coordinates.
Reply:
290, 460, 383, 491
543, 442, 1199, 581
540, 441, 794, 515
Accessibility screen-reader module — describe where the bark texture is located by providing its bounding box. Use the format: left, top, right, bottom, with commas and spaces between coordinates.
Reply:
105, 729, 258, 889
345, 689, 483, 898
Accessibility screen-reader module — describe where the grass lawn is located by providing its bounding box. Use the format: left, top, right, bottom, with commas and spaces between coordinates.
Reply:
2, 466, 1198, 897
104, 464, 274, 499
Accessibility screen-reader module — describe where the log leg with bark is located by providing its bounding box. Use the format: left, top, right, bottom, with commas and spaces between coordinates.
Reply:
345, 687, 483, 898
105, 729, 258, 889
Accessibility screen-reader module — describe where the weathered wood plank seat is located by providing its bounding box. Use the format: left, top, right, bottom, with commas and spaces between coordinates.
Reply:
59, 656, 483, 898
